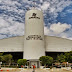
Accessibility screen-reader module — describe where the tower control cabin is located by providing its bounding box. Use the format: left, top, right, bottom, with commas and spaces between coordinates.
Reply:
0, 8, 72, 68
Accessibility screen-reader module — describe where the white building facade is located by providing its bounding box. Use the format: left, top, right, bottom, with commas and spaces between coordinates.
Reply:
0, 9, 72, 68
24, 9, 45, 60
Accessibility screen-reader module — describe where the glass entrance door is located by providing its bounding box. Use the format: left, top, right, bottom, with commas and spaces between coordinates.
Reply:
30, 61, 40, 68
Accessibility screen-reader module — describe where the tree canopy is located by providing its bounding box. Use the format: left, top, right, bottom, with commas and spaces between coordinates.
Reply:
17, 59, 27, 66
56, 53, 65, 63
56, 51, 72, 63
39, 56, 53, 66
2, 54, 12, 65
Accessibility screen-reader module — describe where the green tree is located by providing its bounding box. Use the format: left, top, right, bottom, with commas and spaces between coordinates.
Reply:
46, 56, 53, 65
17, 59, 27, 67
68, 51, 72, 62
64, 51, 72, 62
56, 53, 66, 63
0, 52, 3, 56
39, 56, 53, 66
64, 52, 70, 62
0, 56, 3, 62
2, 54, 12, 65
0, 52, 4, 62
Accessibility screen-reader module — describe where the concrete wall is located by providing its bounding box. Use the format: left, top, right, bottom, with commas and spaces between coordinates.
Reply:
0, 35, 72, 53
0, 36, 24, 52
24, 9, 45, 59
45, 36, 72, 52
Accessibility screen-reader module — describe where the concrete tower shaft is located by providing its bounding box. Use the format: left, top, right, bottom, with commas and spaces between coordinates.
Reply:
24, 9, 45, 60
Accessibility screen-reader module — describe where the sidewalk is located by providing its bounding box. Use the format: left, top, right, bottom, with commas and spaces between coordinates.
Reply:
20, 69, 50, 72
0, 68, 72, 72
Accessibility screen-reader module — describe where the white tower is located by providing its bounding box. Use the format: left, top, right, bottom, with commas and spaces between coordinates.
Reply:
24, 8, 45, 67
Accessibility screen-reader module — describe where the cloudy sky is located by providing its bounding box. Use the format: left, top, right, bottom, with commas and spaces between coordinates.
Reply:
0, 0, 72, 40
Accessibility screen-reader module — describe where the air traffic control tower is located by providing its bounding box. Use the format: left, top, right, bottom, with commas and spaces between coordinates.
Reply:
24, 8, 45, 68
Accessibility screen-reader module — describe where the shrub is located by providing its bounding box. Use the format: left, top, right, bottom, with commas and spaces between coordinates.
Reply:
17, 59, 27, 67
39, 56, 53, 66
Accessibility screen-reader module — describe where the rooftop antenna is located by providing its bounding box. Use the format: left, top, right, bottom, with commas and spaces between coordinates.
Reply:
32, 0, 36, 9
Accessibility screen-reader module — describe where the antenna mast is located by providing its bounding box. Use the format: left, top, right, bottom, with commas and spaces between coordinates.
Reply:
32, 0, 36, 9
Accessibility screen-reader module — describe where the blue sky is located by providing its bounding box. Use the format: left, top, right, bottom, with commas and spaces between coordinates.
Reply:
0, 0, 72, 40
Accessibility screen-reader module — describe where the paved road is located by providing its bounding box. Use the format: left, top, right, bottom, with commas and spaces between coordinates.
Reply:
20, 69, 50, 72
19, 68, 72, 72
0, 68, 72, 72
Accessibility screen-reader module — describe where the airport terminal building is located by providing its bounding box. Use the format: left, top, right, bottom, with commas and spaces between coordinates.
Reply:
0, 9, 72, 68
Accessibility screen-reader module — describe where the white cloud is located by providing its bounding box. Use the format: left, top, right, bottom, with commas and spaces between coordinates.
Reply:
40, 0, 43, 3
0, 17, 24, 38
0, 35, 7, 39
54, 0, 72, 13
61, 35, 67, 38
0, 0, 72, 40
50, 8, 55, 12
44, 22, 72, 40
2, 0, 20, 5
0, 0, 23, 14
60, 33, 68, 38
44, 25, 72, 40
68, 37, 72, 40
39, 0, 72, 20
50, 22, 71, 34
39, 0, 72, 13
66, 9, 72, 13
44, 27, 50, 35
0, 28, 9, 34
0, 0, 2, 3
0, 17, 10, 28
41, 2, 50, 11
8, 22, 24, 36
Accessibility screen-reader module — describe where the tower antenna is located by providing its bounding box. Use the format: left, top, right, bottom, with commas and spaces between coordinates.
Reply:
32, 0, 36, 8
